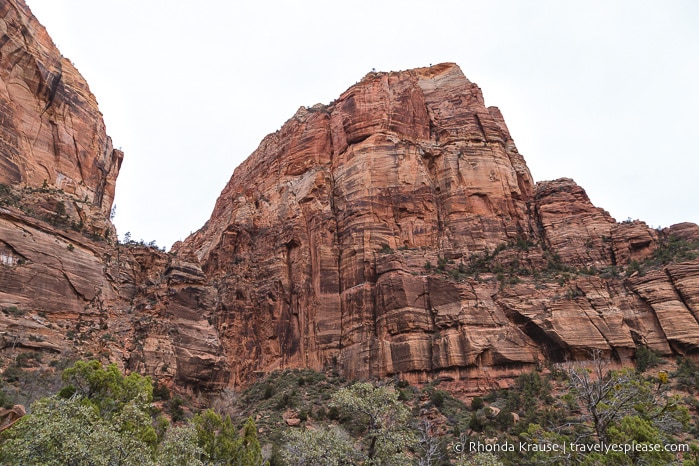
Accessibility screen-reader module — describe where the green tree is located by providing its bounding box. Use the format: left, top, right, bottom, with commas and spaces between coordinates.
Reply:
157, 424, 204, 466
0, 396, 155, 465
60, 360, 153, 413
330, 382, 417, 465
518, 423, 576, 465
634, 346, 662, 373
455, 452, 504, 466
59, 360, 157, 446
193, 410, 265, 465
237, 416, 266, 466
280, 426, 363, 466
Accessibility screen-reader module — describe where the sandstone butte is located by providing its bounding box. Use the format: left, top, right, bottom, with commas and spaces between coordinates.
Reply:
2, 0, 699, 405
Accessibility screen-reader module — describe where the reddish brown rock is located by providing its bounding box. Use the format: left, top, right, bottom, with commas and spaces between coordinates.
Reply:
175, 62, 699, 389
628, 260, 699, 353
0, 0, 225, 392
176, 63, 542, 386
2, 0, 699, 399
0, 1, 122, 219
0, 404, 25, 432
533, 178, 616, 266
611, 221, 658, 265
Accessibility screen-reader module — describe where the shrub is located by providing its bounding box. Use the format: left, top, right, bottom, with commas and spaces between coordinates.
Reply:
15, 352, 41, 368
430, 390, 445, 408
168, 397, 186, 422
379, 244, 394, 254
674, 357, 699, 393
634, 346, 662, 373
153, 381, 171, 401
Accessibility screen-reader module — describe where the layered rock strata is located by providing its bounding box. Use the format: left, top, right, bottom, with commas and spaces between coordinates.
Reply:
175, 64, 699, 388
0, 0, 225, 390
1, 0, 699, 396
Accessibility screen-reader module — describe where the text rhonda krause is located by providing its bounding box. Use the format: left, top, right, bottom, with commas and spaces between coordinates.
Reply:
453, 441, 690, 455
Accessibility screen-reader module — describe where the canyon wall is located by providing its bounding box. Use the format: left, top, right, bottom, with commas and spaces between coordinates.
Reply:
175, 63, 699, 389
0, 0, 226, 391
2, 0, 699, 396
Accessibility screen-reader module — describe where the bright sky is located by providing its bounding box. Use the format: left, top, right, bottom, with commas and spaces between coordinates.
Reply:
25, 1, 699, 249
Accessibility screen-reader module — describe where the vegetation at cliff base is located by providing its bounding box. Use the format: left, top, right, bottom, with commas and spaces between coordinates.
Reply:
3, 356, 699, 465
0, 360, 265, 465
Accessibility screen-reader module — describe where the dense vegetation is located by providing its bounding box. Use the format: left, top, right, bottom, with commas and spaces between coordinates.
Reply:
0, 361, 264, 465
5, 354, 698, 465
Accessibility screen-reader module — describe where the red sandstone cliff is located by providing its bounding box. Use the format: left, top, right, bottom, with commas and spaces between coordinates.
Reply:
2, 0, 699, 397
0, 0, 226, 391
175, 64, 699, 390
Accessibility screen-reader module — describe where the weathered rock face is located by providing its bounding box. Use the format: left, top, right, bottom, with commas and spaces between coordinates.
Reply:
176, 63, 540, 385
2, 0, 699, 397
1, 0, 121, 354
175, 63, 699, 389
0, 0, 122, 217
0, 0, 225, 392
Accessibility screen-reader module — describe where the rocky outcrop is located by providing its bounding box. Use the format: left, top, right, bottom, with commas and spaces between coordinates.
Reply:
176, 63, 699, 388
1, 0, 699, 398
0, 0, 225, 392
176, 63, 540, 385
0, 404, 25, 432
0, 0, 122, 214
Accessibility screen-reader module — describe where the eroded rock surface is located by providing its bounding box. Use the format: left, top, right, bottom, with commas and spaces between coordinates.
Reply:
175, 63, 699, 388
0, 0, 225, 391
1, 0, 699, 398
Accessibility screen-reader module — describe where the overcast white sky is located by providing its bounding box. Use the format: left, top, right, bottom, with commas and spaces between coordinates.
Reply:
25, 0, 699, 249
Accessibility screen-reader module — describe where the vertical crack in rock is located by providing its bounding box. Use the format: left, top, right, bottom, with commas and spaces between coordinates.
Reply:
328, 171, 344, 352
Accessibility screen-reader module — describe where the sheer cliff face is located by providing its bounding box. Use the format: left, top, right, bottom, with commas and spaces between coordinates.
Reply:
3, 0, 699, 395
177, 63, 699, 388
0, 0, 121, 213
0, 1, 226, 390
177, 63, 537, 385
1, 0, 120, 318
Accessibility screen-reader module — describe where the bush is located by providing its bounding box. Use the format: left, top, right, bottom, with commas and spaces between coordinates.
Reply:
647, 235, 699, 267
379, 244, 394, 254
328, 406, 341, 420
0, 386, 14, 408
430, 390, 445, 408
168, 397, 186, 423
153, 381, 171, 401
15, 352, 42, 368
674, 357, 699, 393
634, 346, 662, 373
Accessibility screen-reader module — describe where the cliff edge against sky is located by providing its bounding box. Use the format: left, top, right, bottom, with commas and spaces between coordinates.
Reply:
2, 0, 699, 398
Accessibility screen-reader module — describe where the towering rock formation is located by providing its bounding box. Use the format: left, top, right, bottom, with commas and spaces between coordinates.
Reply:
0, 0, 226, 391
175, 64, 699, 389
0, 0, 121, 222
2, 0, 699, 396
175, 63, 540, 385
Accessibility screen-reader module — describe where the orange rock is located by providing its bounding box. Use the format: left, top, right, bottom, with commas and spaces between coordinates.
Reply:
174, 62, 699, 387
2, 1, 699, 396
0, 0, 122, 217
